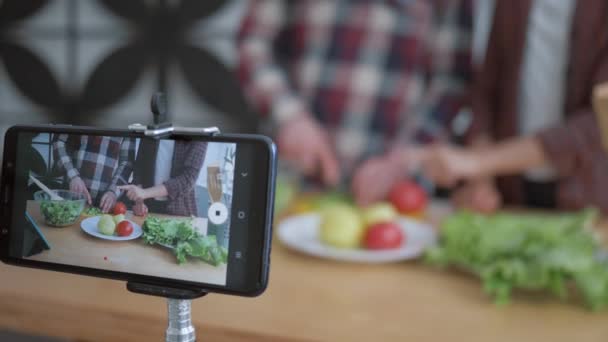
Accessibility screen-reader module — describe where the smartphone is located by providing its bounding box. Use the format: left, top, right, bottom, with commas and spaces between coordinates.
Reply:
0, 124, 276, 297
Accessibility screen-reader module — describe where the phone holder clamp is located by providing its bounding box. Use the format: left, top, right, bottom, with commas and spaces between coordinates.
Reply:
127, 123, 220, 139
128, 92, 221, 139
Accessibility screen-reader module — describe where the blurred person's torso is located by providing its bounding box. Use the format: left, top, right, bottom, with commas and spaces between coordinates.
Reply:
273, 0, 469, 173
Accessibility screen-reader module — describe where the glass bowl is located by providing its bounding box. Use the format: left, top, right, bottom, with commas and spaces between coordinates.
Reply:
34, 190, 86, 227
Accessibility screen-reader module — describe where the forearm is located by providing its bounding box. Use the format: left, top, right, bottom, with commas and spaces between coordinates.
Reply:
476, 136, 547, 178
142, 185, 168, 200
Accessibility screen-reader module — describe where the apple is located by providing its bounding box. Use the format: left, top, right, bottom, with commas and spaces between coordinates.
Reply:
388, 180, 428, 215
97, 214, 116, 235
364, 222, 405, 250
113, 214, 126, 224
116, 221, 133, 237
361, 202, 398, 226
113, 202, 127, 215
319, 204, 364, 249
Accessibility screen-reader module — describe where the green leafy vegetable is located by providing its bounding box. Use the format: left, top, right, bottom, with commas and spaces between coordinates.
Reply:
426, 208, 608, 310
83, 206, 103, 216
40, 200, 83, 226
142, 216, 227, 266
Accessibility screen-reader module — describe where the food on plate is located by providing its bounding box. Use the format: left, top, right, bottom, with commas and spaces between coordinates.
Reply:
82, 206, 103, 216
143, 216, 228, 266
388, 180, 427, 216
97, 214, 116, 235
364, 222, 404, 250
289, 192, 352, 215
319, 204, 364, 248
425, 208, 608, 311
116, 220, 134, 237
113, 214, 126, 224
112, 201, 127, 215
361, 202, 398, 226
314, 192, 352, 209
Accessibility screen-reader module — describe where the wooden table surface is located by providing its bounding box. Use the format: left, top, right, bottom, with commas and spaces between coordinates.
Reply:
25, 201, 227, 286
2, 203, 608, 341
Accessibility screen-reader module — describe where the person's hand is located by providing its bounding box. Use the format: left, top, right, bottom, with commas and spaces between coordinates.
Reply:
278, 114, 340, 186
420, 145, 482, 187
452, 179, 502, 213
352, 147, 427, 206
351, 150, 409, 206
133, 200, 148, 217
99, 191, 117, 213
117, 185, 147, 202
69, 176, 92, 205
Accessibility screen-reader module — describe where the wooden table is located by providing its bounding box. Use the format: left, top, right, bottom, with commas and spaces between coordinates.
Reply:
25, 201, 227, 286
1, 204, 608, 341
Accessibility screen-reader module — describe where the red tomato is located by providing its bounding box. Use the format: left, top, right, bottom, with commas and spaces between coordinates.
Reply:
388, 180, 427, 214
116, 220, 133, 237
364, 222, 404, 250
113, 202, 127, 215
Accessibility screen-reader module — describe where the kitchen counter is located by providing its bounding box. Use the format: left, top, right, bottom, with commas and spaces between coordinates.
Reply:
24, 201, 227, 286
1, 202, 608, 341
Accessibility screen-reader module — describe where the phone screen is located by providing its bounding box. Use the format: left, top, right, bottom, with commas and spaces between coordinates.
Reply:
1, 127, 274, 295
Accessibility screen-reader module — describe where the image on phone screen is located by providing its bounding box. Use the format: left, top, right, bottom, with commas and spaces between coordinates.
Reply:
10, 132, 240, 286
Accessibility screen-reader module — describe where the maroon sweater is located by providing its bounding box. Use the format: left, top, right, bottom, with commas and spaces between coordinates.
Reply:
470, 0, 608, 213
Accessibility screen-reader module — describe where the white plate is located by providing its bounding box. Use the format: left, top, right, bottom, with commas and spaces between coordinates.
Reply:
80, 216, 143, 241
277, 213, 437, 263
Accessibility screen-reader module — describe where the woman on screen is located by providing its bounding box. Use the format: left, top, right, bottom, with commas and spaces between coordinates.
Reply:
119, 139, 207, 217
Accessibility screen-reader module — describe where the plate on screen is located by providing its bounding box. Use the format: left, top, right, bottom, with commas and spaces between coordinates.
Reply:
277, 213, 437, 263
80, 216, 143, 241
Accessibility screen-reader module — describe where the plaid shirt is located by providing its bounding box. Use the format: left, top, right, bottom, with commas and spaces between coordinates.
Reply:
133, 140, 207, 217
238, 0, 472, 170
53, 135, 136, 203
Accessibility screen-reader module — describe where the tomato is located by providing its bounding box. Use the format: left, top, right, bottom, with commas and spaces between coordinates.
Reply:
388, 180, 428, 214
116, 220, 133, 237
363, 222, 404, 250
113, 201, 127, 215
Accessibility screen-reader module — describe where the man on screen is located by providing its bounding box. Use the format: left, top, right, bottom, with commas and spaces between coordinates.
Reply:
52, 134, 136, 213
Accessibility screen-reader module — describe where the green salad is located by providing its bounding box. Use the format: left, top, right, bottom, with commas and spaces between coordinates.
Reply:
142, 216, 228, 266
83, 206, 103, 216
425, 208, 608, 310
40, 200, 83, 226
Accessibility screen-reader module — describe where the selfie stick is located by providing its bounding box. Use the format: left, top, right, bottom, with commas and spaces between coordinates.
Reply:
126, 92, 220, 342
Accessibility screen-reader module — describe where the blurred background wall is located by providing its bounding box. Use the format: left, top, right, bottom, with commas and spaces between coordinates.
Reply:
0, 0, 255, 162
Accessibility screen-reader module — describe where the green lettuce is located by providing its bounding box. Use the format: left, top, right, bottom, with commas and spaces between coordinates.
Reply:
143, 216, 227, 266
426, 208, 608, 310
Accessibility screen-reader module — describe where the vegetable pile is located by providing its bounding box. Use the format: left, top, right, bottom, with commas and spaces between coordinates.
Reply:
142, 216, 228, 266
40, 200, 84, 226
83, 206, 103, 216
425, 209, 608, 310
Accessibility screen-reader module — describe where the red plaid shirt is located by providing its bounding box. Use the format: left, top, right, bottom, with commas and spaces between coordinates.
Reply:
238, 0, 472, 170
53, 134, 136, 203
